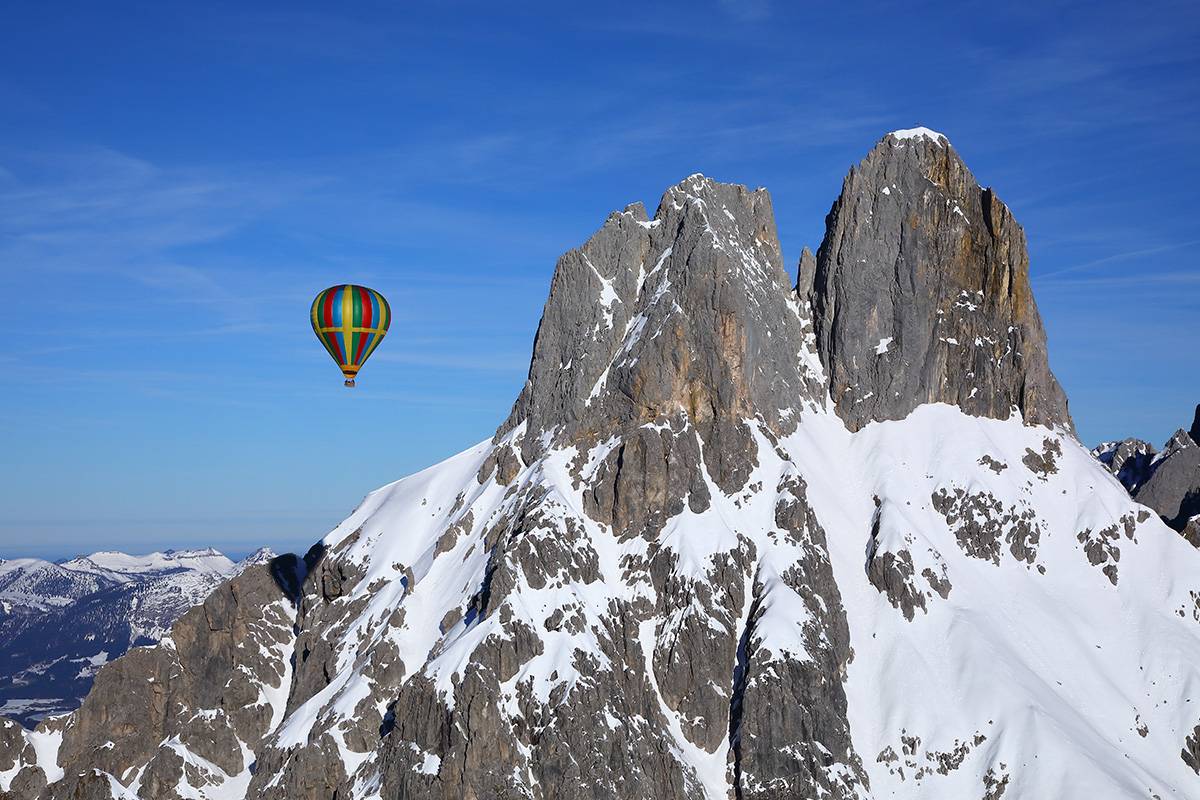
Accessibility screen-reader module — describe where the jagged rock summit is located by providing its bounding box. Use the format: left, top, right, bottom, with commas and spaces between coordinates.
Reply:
1094, 403, 1200, 545
808, 128, 1072, 432
3, 133, 1199, 800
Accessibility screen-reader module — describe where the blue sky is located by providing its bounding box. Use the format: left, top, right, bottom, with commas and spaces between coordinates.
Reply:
1, 1, 1197, 561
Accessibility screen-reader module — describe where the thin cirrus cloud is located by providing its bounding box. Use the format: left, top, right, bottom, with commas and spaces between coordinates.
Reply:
1034, 240, 1200, 282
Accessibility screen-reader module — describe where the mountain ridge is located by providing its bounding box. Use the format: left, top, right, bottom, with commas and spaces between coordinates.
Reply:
2, 131, 1198, 800
1093, 403, 1200, 546
0, 547, 273, 728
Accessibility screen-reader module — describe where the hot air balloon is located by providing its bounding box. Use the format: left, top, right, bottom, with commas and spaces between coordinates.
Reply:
310, 284, 391, 387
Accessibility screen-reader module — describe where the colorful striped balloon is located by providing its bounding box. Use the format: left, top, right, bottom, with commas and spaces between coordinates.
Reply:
310, 284, 391, 387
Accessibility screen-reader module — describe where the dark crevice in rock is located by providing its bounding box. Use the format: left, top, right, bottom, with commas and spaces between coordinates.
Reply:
378, 701, 396, 740
270, 552, 308, 607
464, 548, 501, 629
728, 584, 764, 800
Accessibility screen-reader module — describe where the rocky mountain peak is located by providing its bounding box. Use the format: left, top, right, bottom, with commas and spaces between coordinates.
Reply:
5, 133, 1199, 800
1092, 404, 1200, 543
1092, 437, 1158, 492
807, 129, 1073, 433
886, 126, 950, 145
496, 172, 825, 498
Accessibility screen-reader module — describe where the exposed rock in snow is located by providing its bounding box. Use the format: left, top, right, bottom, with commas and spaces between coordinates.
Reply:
1093, 404, 1200, 545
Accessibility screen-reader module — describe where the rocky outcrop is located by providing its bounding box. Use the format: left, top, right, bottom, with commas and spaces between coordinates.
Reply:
0, 548, 274, 728
1092, 438, 1157, 491
1094, 404, 1200, 543
372, 175, 865, 799
0, 717, 38, 799
499, 175, 826, 497
807, 128, 1072, 433
1135, 427, 1200, 532
1, 555, 302, 799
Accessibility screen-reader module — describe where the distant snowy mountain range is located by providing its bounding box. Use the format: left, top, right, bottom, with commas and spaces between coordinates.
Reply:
0, 548, 272, 727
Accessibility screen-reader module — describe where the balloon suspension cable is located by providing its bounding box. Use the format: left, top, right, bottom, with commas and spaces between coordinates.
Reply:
344, 379, 356, 388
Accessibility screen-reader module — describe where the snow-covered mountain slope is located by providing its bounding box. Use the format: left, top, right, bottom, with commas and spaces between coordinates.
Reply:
2, 131, 1198, 800
0, 560, 112, 612
236, 405, 1197, 799
0, 548, 273, 728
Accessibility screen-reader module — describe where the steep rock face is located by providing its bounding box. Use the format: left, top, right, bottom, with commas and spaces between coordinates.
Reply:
500, 175, 826, 493
367, 175, 862, 800
808, 128, 1072, 432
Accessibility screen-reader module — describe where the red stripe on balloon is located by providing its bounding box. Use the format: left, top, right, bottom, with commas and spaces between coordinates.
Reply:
323, 288, 336, 328
360, 287, 372, 328
354, 288, 372, 363
331, 332, 344, 363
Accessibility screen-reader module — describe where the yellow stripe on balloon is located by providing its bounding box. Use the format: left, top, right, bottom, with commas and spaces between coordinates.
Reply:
341, 285, 355, 373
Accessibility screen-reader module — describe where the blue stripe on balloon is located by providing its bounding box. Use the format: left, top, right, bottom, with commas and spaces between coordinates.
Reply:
330, 286, 343, 327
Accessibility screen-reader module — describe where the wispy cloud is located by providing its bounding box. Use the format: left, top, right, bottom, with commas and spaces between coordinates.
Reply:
1036, 269, 1200, 289
1034, 239, 1200, 280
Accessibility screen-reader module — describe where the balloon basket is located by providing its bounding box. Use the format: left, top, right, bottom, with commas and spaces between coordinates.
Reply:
344, 379, 356, 388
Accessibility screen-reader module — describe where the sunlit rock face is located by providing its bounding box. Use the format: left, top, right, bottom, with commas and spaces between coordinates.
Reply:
808, 128, 1072, 433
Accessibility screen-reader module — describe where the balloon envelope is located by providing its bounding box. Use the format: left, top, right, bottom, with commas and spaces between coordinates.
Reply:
310, 284, 391, 386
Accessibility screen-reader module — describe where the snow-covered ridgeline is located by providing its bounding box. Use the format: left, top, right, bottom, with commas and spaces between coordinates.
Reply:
236, 402, 1200, 798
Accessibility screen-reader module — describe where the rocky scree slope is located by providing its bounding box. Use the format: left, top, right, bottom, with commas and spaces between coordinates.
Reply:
1093, 403, 1200, 546
3, 129, 1199, 800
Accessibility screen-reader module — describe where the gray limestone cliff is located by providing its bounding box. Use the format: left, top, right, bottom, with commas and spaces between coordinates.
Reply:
1140, 419, 1200, 532
807, 128, 1072, 433
497, 175, 827, 494
378, 174, 863, 800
